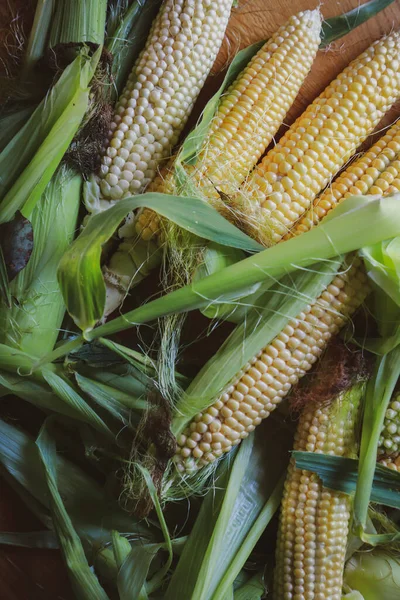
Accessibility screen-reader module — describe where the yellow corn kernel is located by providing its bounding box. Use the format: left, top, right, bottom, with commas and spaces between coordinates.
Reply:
289, 119, 400, 237
237, 31, 400, 245
132, 10, 322, 243
274, 381, 363, 599
174, 256, 370, 472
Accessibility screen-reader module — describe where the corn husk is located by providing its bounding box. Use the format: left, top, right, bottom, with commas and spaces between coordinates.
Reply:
51, 194, 400, 356
165, 418, 290, 599
36, 421, 110, 600
106, 0, 162, 94
0, 48, 100, 223
344, 551, 400, 599
49, 0, 107, 47
0, 167, 81, 356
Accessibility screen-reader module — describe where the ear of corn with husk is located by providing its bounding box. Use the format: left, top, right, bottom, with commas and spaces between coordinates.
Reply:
173, 257, 369, 473
169, 64, 400, 474
85, 0, 233, 215
102, 9, 322, 315
274, 348, 365, 600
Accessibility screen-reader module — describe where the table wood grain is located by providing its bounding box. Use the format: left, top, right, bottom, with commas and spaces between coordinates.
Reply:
0, 0, 400, 598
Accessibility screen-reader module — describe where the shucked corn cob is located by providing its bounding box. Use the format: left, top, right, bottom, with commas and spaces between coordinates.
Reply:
173, 108, 400, 471
134, 10, 322, 242
274, 376, 364, 600
103, 10, 322, 314
378, 392, 400, 471
94, 0, 232, 205
237, 30, 400, 246
288, 118, 400, 238
174, 257, 369, 472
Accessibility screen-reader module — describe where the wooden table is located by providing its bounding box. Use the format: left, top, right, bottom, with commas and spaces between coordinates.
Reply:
1, 0, 399, 597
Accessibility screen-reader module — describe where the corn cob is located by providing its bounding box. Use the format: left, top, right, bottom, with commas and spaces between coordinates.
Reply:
287, 119, 400, 238
173, 103, 400, 472
96, 0, 232, 204
134, 10, 322, 242
274, 380, 363, 599
377, 393, 400, 471
236, 31, 400, 246
174, 256, 370, 473
103, 10, 322, 315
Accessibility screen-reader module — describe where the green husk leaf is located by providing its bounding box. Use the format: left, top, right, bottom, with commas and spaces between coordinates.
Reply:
361, 238, 400, 309
0, 340, 125, 430
23, 0, 55, 74
293, 451, 400, 509
49, 0, 107, 46
354, 346, 400, 536
36, 422, 110, 600
107, 0, 162, 94
49, 194, 400, 356
115, 465, 172, 599
194, 243, 275, 323
0, 368, 85, 419
0, 107, 36, 153
112, 531, 132, 569
75, 372, 146, 419
233, 572, 266, 600
98, 338, 157, 375
165, 420, 289, 600
320, 0, 396, 47
137, 465, 173, 594
0, 418, 148, 546
344, 551, 400, 599
74, 362, 151, 401
0, 167, 81, 357
0, 48, 100, 223
117, 542, 162, 600
171, 258, 342, 436
0, 531, 59, 549
58, 192, 262, 333
360, 235, 400, 353
41, 369, 114, 438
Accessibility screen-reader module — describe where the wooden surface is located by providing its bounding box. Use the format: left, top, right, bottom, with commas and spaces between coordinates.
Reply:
1, 0, 400, 598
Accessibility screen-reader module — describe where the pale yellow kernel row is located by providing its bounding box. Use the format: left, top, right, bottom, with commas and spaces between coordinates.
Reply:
174, 257, 369, 472
97, 0, 232, 202
130, 10, 322, 244
237, 31, 400, 246
274, 389, 361, 599
288, 118, 400, 238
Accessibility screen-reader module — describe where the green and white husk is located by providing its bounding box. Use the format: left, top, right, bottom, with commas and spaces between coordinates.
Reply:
96, 0, 398, 312
351, 228, 400, 543
0, 47, 100, 224
0, 167, 81, 356
0, 107, 35, 153
0, 418, 159, 592
54, 193, 400, 347
106, 0, 162, 95
165, 418, 290, 599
